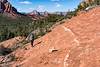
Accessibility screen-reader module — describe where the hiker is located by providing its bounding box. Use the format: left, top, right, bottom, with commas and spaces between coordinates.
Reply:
26, 32, 35, 47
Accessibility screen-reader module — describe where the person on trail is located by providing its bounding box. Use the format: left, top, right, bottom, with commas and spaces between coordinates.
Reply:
26, 32, 35, 47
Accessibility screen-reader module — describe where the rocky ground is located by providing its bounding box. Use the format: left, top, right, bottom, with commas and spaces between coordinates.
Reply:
0, 6, 100, 67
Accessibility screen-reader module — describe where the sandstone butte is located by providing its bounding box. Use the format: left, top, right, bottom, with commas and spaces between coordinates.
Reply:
0, 0, 20, 18
0, 6, 100, 67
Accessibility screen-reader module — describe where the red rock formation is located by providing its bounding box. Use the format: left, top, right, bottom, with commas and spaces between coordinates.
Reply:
0, 6, 100, 67
27, 10, 49, 20
0, 0, 18, 15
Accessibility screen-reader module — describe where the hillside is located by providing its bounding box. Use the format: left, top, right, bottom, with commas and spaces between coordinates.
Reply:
0, 13, 33, 42
0, 6, 100, 67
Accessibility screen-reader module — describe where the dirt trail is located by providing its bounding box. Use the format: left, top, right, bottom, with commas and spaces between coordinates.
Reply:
0, 6, 100, 67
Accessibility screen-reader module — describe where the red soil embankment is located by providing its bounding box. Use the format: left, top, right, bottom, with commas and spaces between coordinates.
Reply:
1, 6, 100, 67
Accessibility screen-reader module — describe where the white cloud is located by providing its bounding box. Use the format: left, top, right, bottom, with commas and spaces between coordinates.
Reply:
55, 3, 62, 7
36, 5, 45, 12
28, 8, 34, 11
19, 1, 32, 5
17, 8, 34, 13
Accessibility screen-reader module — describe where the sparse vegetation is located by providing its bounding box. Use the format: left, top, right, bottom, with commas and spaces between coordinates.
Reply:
0, 14, 65, 42
75, 0, 100, 12
65, 11, 77, 19
0, 45, 12, 56
1, 0, 100, 42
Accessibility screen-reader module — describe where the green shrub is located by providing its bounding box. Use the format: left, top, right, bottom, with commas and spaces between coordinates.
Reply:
0, 14, 65, 42
0, 45, 12, 56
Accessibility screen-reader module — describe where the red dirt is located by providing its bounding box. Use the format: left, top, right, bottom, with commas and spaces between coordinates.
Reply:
1, 6, 100, 67
0, 36, 25, 48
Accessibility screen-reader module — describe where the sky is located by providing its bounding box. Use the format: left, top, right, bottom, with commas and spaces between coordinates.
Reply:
9, 0, 82, 13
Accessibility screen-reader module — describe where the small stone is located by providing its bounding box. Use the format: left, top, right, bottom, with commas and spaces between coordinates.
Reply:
49, 47, 58, 53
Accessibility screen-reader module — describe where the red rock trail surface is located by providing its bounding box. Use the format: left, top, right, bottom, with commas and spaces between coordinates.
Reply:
0, 36, 25, 48
1, 6, 100, 67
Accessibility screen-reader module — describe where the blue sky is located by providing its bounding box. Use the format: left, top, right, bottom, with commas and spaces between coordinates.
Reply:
9, 0, 82, 13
